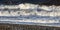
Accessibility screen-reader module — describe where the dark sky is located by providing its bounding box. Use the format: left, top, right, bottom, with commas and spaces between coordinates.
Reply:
0, 0, 60, 5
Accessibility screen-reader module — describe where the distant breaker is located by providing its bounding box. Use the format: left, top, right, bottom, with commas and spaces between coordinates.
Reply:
0, 3, 60, 10
0, 3, 60, 16
0, 3, 39, 9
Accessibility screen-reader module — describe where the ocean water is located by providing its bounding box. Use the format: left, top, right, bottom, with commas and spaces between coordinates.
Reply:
0, 3, 60, 27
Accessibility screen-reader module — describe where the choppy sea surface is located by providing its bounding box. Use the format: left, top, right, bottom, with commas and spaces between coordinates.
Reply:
0, 3, 60, 27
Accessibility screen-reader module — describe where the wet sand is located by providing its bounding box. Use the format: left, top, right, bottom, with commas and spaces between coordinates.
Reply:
0, 23, 60, 30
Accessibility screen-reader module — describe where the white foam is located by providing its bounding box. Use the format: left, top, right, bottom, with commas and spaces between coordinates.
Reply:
0, 3, 60, 16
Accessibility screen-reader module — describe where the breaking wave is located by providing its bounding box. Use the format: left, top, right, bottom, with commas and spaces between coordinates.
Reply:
0, 3, 60, 25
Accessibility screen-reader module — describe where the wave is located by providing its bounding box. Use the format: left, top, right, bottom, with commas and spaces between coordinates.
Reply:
0, 15, 60, 20
0, 3, 60, 24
